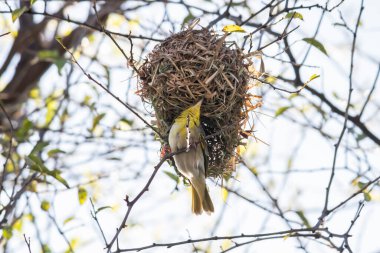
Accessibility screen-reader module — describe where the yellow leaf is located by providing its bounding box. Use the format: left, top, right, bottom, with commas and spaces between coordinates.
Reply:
221, 239, 232, 250
283, 233, 291, 240
249, 167, 259, 176
87, 34, 96, 43
107, 13, 126, 27
285, 12, 304, 20
264, 76, 277, 84
24, 213, 34, 221
29, 87, 40, 99
309, 74, 320, 81
65, 238, 80, 252
41, 200, 50, 211
10, 30, 18, 37
5, 161, 14, 172
60, 108, 69, 123
2, 227, 12, 239
27, 180, 37, 192
363, 191, 372, 202
222, 187, 229, 202
236, 145, 246, 156
13, 219, 23, 232
78, 187, 88, 205
12, 6, 28, 23
222, 24, 246, 33
73, 49, 81, 60
128, 19, 139, 27
45, 99, 58, 126
61, 26, 73, 37
351, 178, 359, 186
63, 216, 75, 225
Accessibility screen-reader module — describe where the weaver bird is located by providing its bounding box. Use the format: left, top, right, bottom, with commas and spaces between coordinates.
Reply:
168, 99, 214, 215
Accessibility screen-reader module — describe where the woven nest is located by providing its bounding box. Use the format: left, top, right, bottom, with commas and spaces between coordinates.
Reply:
138, 28, 262, 178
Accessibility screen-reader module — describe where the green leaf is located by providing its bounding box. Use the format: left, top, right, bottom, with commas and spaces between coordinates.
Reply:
27, 154, 50, 173
357, 181, 366, 189
78, 187, 88, 205
60, 108, 69, 123
285, 12, 304, 20
295, 210, 311, 228
63, 216, 75, 225
37, 50, 60, 59
287, 158, 293, 169
289, 93, 298, 100
41, 200, 50, 211
363, 192, 371, 202
91, 113, 106, 132
106, 157, 121, 161
30, 0, 37, 5
42, 244, 52, 253
15, 118, 33, 141
182, 13, 195, 26
2, 227, 13, 239
38, 50, 65, 75
120, 118, 134, 126
303, 38, 328, 55
54, 58, 66, 75
27, 155, 70, 188
50, 169, 70, 189
83, 95, 92, 106
47, 148, 66, 157
30, 141, 49, 155
163, 171, 179, 183
96, 206, 112, 214
356, 133, 367, 142
275, 106, 290, 117
12, 6, 28, 23
309, 74, 320, 81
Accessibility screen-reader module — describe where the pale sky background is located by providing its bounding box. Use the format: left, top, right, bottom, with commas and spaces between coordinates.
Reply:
0, 0, 380, 253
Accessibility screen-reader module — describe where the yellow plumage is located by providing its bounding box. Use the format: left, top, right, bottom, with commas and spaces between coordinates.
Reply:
168, 100, 214, 215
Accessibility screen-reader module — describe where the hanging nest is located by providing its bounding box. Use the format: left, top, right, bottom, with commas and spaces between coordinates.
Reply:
138, 28, 262, 178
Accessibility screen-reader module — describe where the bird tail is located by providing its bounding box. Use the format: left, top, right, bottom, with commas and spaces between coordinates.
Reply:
191, 185, 202, 215
191, 180, 214, 215
202, 187, 214, 214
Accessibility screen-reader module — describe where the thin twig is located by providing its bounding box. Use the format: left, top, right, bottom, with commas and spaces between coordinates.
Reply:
56, 39, 164, 140
90, 198, 109, 247
23, 234, 32, 253
0, 32, 10, 38
317, 0, 365, 227
0, 101, 14, 195
359, 63, 380, 118
113, 228, 329, 252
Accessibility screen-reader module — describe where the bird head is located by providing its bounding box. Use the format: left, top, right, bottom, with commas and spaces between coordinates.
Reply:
176, 99, 203, 124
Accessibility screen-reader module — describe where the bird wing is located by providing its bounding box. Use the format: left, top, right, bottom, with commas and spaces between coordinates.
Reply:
198, 126, 209, 176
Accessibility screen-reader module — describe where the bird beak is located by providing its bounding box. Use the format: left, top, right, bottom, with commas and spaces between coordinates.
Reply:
196, 99, 203, 107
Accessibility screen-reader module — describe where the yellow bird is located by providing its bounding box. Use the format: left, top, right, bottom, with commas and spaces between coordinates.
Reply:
168, 99, 214, 215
